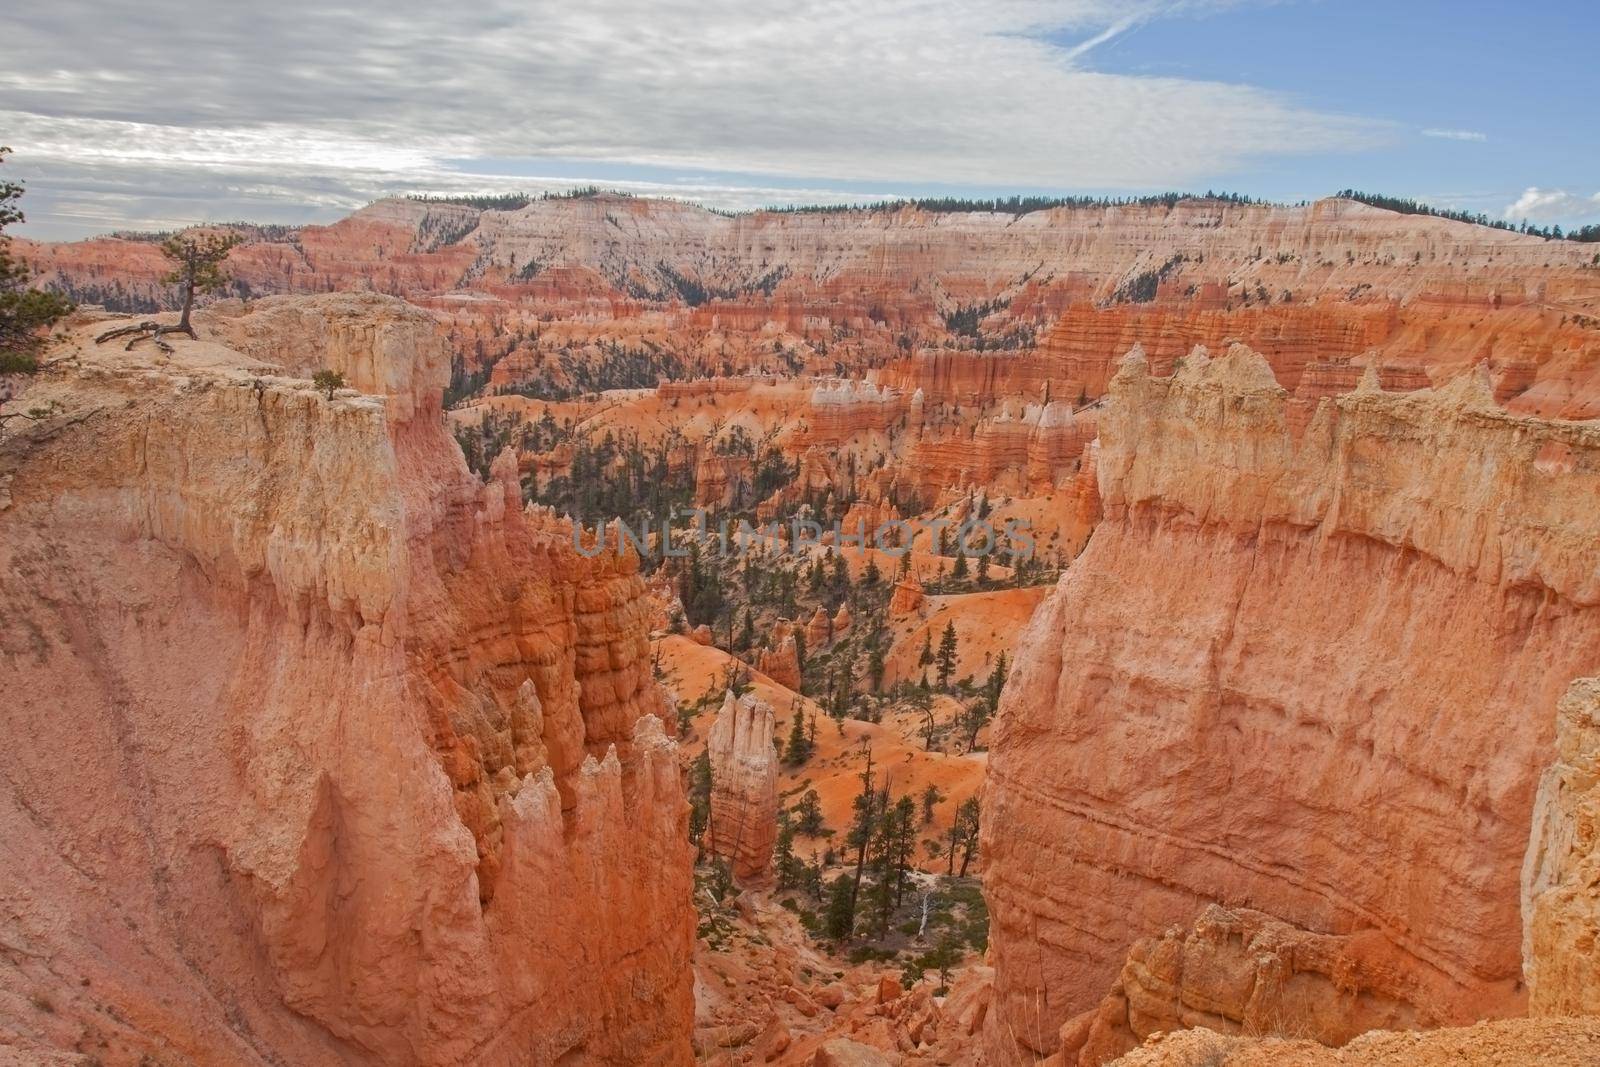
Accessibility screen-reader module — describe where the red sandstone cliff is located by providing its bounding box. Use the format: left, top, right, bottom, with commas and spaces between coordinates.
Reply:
0, 295, 695, 1065
982, 346, 1600, 1061
1087, 674, 1600, 1067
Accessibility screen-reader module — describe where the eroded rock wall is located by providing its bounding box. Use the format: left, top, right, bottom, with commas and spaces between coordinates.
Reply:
1522, 676, 1600, 1017
0, 295, 694, 1065
982, 345, 1600, 1060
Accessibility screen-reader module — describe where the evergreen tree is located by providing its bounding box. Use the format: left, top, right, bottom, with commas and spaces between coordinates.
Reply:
824, 874, 858, 941
888, 794, 917, 906
921, 784, 944, 824
784, 704, 813, 765
863, 556, 881, 587
963, 652, 1006, 751
0, 147, 73, 379
828, 552, 850, 604
951, 550, 969, 580
773, 810, 802, 889
687, 751, 713, 858
936, 622, 959, 689
722, 659, 751, 699
867, 641, 887, 693
845, 744, 877, 920
737, 609, 755, 652
794, 788, 825, 835
954, 797, 981, 877
163, 231, 243, 333
918, 632, 934, 669
926, 930, 963, 994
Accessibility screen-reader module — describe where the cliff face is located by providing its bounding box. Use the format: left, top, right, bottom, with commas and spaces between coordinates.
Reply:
706, 691, 780, 882
1522, 676, 1600, 1016
0, 295, 694, 1065
1096, 678, 1600, 1066
982, 346, 1600, 1060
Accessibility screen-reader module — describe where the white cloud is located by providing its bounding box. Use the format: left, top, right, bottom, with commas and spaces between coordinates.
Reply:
1503, 187, 1600, 224
1422, 128, 1487, 142
3, 0, 1392, 237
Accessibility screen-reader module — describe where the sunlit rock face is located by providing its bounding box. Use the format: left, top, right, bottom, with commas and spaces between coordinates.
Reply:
1523, 676, 1600, 1018
0, 294, 694, 1065
982, 345, 1600, 1061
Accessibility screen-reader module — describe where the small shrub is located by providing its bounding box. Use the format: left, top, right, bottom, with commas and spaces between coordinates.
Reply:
312, 369, 346, 399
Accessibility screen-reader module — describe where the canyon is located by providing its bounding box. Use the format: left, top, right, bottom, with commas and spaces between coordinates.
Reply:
5, 193, 1600, 1065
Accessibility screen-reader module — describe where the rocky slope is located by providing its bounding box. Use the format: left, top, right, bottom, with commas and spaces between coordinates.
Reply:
982, 346, 1600, 1062
0, 295, 694, 1065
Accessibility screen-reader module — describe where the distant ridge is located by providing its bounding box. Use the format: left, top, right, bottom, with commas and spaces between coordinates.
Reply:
401, 187, 1599, 241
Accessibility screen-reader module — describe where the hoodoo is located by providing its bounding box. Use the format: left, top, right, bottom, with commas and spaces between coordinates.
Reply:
705, 690, 781, 882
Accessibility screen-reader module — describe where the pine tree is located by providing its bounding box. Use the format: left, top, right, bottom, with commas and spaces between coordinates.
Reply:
936, 622, 959, 689
824, 874, 858, 941
687, 751, 713, 859
863, 557, 881, 587
889, 795, 917, 906
846, 744, 877, 920
0, 147, 73, 379
773, 810, 800, 889
951, 550, 969, 580
919, 633, 934, 669
784, 705, 812, 765
867, 641, 886, 693
723, 659, 751, 699
737, 609, 755, 652
96, 229, 243, 351
921, 784, 944, 824
794, 788, 825, 835
954, 797, 981, 877
963, 652, 1006, 751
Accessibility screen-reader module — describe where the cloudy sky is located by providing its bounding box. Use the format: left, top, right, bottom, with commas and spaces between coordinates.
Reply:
3, 0, 1596, 239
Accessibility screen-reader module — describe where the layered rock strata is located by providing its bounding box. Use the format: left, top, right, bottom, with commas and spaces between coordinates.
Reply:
983, 345, 1600, 1060
0, 295, 694, 1065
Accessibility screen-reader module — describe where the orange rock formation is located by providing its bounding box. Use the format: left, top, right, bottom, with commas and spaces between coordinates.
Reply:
0, 296, 694, 1065
889, 574, 926, 617
983, 346, 1600, 1061
706, 691, 780, 882
757, 632, 803, 691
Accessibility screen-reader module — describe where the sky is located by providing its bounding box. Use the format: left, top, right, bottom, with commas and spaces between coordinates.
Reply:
2, 0, 1596, 240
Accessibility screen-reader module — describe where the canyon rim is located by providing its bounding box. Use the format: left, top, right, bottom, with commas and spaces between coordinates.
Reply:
4, 5, 1600, 1064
